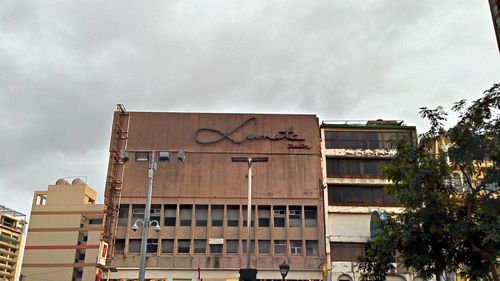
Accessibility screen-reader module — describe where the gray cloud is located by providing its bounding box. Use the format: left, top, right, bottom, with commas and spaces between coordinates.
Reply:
0, 0, 499, 216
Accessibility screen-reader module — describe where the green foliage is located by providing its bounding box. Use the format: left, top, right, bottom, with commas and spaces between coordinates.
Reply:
358, 84, 500, 281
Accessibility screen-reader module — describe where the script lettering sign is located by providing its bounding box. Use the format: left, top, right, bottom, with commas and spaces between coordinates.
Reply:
194, 117, 306, 145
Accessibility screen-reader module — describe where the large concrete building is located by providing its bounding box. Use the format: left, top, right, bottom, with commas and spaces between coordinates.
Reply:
0, 204, 26, 281
320, 120, 417, 281
21, 179, 105, 281
103, 109, 326, 281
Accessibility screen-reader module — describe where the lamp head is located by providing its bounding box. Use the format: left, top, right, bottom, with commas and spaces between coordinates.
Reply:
159, 151, 171, 162
131, 223, 139, 231
177, 150, 186, 162
150, 220, 161, 232
121, 150, 129, 162
279, 260, 290, 278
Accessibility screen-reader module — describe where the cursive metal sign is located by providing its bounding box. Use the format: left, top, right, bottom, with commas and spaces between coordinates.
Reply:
194, 117, 306, 145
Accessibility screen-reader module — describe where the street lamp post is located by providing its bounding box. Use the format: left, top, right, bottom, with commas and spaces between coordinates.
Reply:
232, 156, 268, 281
279, 260, 290, 281
123, 150, 185, 281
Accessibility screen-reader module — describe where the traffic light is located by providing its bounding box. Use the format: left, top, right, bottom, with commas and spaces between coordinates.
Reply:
239, 268, 257, 281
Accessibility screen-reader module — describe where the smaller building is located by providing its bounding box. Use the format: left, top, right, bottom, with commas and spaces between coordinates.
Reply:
0, 204, 27, 281
21, 178, 105, 281
320, 120, 418, 281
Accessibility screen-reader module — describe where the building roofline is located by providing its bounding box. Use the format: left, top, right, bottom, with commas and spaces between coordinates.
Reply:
0, 204, 26, 218
320, 120, 416, 130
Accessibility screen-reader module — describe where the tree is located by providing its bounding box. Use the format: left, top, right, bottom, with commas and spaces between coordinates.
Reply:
358, 84, 500, 281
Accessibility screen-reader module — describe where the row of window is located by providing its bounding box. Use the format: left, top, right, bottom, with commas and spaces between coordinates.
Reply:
115, 239, 319, 256
324, 131, 413, 149
328, 186, 398, 205
119, 204, 318, 228
326, 159, 388, 178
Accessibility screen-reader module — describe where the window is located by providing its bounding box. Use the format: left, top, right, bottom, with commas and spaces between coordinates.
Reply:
195, 205, 208, 227
273, 206, 286, 227
35, 194, 47, 205
132, 204, 145, 222
79, 253, 86, 260
194, 240, 206, 253
242, 206, 255, 227
115, 239, 125, 254
331, 242, 366, 262
161, 239, 174, 254
274, 240, 287, 254
290, 240, 302, 254
242, 240, 255, 253
326, 159, 388, 178
226, 240, 239, 254
82, 235, 88, 242
180, 205, 192, 226
177, 239, 190, 253
258, 206, 270, 227
227, 205, 239, 227
304, 206, 317, 227
306, 240, 319, 256
210, 244, 222, 254
325, 131, 413, 149
135, 151, 149, 162
289, 206, 301, 227
150, 205, 161, 224
258, 240, 270, 254
211, 205, 224, 227
129, 239, 141, 253
147, 239, 158, 253
118, 205, 129, 226
164, 205, 176, 226
328, 185, 398, 205
88, 219, 102, 225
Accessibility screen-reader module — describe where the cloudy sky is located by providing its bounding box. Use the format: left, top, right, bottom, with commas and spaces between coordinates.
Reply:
1, 1, 499, 216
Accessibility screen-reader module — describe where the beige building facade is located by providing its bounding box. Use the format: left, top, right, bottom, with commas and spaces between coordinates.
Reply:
21, 179, 105, 281
103, 110, 326, 281
0, 204, 26, 281
320, 120, 418, 281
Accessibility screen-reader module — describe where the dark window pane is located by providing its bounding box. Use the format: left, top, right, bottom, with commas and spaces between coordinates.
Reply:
258, 240, 270, 254
273, 206, 286, 227
162, 239, 174, 253
115, 239, 125, 254
373, 189, 384, 203
211, 205, 224, 227
350, 161, 360, 175
194, 239, 206, 253
227, 205, 239, 227
178, 239, 190, 253
352, 189, 363, 203
274, 240, 286, 254
118, 205, 129, 226
306, 240, 319, 256
289, 206, 301, 227
210, 244, 222, 254
226, 240, 239, 254
147, 239, 158, 253
258, 206, 270, 227
180, 205, 192, 226
196, 205, 208, 227
164, 205, 176, 226
304, 206, 317, 227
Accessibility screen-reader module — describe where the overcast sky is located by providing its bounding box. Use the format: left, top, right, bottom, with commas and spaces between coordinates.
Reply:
1, 1, 499, 216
